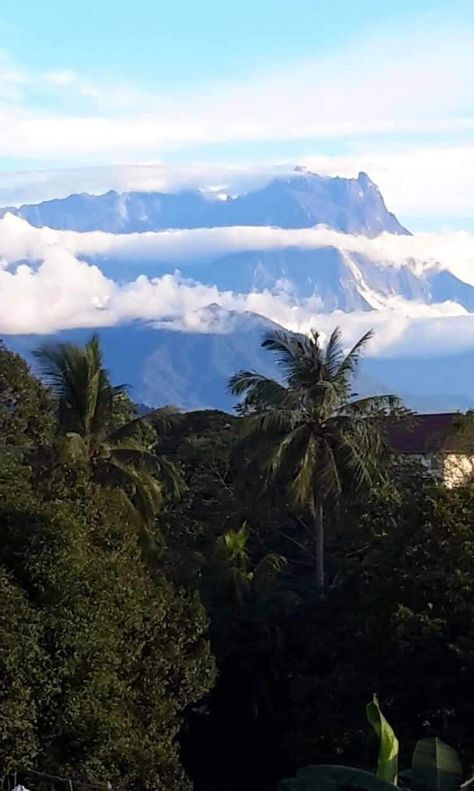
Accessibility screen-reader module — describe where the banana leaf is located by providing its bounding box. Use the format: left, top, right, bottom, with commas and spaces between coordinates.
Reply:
279, 765, 398, 791
367, 694, 399, 785
411, 738, 462, 791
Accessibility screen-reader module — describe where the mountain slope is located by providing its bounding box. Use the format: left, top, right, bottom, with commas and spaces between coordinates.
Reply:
6, 310, 474, 413
6, 309, 281, 411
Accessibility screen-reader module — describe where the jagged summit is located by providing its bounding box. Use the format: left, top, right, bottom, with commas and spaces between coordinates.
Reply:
0, 169, 408, 237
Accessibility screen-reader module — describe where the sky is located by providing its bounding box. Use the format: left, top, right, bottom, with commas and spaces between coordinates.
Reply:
0, 0, 474, 227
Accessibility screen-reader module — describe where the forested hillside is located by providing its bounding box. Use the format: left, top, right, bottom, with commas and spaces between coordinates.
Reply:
1, 332, 474, 791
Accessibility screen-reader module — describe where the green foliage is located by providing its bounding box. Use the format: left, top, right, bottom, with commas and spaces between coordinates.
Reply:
367, 694, 399, 784
0, 342, 54, 448
280, 702, 465, 791
410, 738, 463, 791
0, 566, 45, 776
281, 469, 474, 777
3, 331, 474, 791
0, 344, 215, 789
34, 334, 183, 529
279, 765, 397, 791
278, 739, 465, 791
229, 326, 402, 589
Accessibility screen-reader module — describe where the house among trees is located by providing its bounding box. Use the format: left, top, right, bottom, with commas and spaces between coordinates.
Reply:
387, 412, 474, 487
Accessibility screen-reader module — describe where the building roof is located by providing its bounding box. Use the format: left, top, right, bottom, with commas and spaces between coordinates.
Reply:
387, 413, 461, 455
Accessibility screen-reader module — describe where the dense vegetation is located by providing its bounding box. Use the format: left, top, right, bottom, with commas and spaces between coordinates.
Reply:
1, 330, 473, 791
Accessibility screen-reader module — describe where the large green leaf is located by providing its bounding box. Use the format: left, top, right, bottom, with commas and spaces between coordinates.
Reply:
367, 694, 399, 785
411, 738, 462, 791
279, 765, 398, 791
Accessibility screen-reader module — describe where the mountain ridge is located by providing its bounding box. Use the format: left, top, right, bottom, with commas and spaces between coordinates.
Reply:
0, 169, 409, 237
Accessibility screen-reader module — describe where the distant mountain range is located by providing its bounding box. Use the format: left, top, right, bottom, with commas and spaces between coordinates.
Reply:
2, 168, 474, 412
0, 170, 408, 236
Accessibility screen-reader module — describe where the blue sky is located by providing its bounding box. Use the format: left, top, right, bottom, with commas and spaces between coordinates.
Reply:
1, 0, 459, 83
0, 0, 473, 225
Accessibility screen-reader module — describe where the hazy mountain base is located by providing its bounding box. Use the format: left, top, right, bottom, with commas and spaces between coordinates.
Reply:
5, 320, 473, 413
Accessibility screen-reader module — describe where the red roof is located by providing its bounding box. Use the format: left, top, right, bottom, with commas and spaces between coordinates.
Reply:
387, 413, 460, 454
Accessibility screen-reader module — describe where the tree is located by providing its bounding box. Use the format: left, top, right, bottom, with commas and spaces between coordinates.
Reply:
0, 342, 54, 450
0, 343, 216, 789
0, 563, 45, 779
34, 334, 182, 529
229, 327, 401, 591
282, 468, 474, 774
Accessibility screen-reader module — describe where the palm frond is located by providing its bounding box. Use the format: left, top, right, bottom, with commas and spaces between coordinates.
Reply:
265, 423, 312, 479
335, 329, 374, 383
229, 325, 405, 522
338, 429, 380, 489
109, 441, 160, 468
155, 454, 186, 500
34, 333, 117, 439
106, 458, 164, 525
340, 393, 403, 416
324, 327, 345, 376
261, 329, 309, 385
109, 440, 184, 499
228, 370, 287, 408
323, 443, 343, 497
291, 437, 317, 507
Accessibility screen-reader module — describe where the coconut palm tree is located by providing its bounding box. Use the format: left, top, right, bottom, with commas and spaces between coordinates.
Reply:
34, 334, 183, 527
229, 327, 402, 592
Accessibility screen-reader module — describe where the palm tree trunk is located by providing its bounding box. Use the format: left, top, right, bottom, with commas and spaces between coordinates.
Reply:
311, 499, 325, 591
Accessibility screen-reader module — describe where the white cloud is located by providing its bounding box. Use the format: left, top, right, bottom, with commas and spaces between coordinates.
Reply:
2, 213, 473, 286
0, 214, 474, 361
0, 50, 29, 101
0, 162, 294, 206
301, 148, 474, 220
0, 28, 473, 163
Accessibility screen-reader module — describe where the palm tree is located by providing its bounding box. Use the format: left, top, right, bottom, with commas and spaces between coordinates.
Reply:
212, 523, 287, 607
229, 327, 402, 592
34, 334, 183, 528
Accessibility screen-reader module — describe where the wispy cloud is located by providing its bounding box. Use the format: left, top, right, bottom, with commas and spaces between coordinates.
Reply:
0, 27, 473, 163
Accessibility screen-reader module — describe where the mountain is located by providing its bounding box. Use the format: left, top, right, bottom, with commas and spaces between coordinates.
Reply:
0, 170, 409, 237
7, 168, 466, 311
6, 309, 281, 412
6, 310, 474, 413
90, 239, 471, 311
5, 168, 465, 312
195, 247, 435, 307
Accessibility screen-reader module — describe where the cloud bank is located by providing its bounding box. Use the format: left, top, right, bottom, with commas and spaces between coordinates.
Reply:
1, 214, 474, 360
2, 213, 474, 286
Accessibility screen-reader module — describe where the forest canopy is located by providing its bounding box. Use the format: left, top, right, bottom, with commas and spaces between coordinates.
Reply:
1, 332, 473, 791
